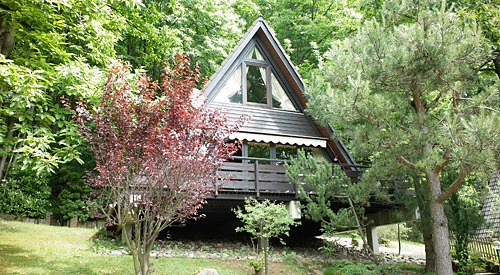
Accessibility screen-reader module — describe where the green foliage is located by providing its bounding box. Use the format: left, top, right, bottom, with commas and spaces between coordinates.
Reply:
445, 172, 487, 274
449, 0, 500, 79
285, 150, 379, 235
234, 198, 299, 275
323, 260, 379, 275
1, 0, 246, 182
166, 0, 245, 77
308, 0, 499, 168
247, 257, 264, 274
307, 1, 500, 272
49, 147, 96, 221
0, 165, 51, 218
281, 249, 297, 265
248, 0, 363, 77
377, 222, 423, 243
234, 198, 299, 244
0, 55, 103, 176
324, 259, 423, 275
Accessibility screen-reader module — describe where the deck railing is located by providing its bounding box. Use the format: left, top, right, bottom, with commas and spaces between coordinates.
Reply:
214, 156, 366, 198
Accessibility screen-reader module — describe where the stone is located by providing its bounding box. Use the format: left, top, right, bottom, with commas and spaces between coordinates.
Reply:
195, 268, 219, 275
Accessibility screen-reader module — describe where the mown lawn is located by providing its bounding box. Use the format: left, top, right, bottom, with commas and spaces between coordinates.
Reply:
0, 220, 302, 274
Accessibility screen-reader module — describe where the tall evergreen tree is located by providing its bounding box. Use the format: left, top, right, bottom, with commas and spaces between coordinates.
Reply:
307, 1, 500, 274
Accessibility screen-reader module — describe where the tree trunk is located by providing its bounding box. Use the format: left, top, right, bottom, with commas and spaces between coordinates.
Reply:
423, 227, 437, 273
413, 174, 437, 273
264, 244, 268, 275
140, 251, 149, 275
427, 171, 453, 275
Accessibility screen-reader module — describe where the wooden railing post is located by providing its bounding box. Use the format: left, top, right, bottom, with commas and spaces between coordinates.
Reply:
255, 160, 260, 198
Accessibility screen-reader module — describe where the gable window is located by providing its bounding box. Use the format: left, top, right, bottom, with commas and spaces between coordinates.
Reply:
245, 64, 268, 105
214, 46, 298, 111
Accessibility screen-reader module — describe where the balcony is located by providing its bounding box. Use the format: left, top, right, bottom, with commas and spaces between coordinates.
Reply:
212, 156, 366, 201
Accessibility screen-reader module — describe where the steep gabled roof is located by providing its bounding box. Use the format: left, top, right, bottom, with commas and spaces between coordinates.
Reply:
204, 16, 357, 167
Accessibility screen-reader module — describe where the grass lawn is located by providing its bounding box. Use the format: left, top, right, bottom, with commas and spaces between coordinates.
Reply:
0, 220, 302, 274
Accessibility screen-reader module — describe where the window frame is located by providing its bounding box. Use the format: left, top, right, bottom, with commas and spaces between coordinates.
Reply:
242, 59, 272, 108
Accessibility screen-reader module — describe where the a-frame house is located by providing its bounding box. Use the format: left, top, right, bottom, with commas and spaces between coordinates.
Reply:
203, 16, 361, 201
197, 17, 406, 252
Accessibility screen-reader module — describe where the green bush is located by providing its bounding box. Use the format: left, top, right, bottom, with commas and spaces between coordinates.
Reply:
49, 148, 95, 222
324, 260, 377, 275
0, 166, 51, 218
323, 260, 421, 275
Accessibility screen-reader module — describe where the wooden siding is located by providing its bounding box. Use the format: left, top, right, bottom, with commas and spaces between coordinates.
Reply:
215, 158, 308, 198
208, 102, 323, 138
213, 156, 364, 199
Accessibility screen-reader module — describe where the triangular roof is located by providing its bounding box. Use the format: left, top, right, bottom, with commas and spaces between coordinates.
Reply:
204, 16, 357, 167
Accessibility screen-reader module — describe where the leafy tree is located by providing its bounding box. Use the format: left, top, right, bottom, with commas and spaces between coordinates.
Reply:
165, 0, 245, 77
71, 55, 243, 275
114, 0, 245, 79
0, 0, 116, 179
0, 164, 51, 218
307, 1, 500, 273
248, 0, 362, 76
1, 0, 245, 223
234, 198, 300, 275
285, 150, 382, 263
449, 0, 500, 80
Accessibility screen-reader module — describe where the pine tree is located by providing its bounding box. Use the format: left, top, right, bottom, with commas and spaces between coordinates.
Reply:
307, 1, 500, 274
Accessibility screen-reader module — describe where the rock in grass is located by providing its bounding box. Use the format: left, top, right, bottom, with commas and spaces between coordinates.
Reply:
193, 268, 219, 275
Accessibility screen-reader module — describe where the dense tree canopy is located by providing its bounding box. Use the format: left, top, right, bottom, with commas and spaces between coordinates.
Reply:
307, 1, 500, 273
244, 0, 362, 77
0, 0, 246, 219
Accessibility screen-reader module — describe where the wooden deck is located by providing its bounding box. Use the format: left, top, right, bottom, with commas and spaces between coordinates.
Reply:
212, 156, 366, 201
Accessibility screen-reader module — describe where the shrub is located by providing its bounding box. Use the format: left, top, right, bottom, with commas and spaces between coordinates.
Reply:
0, 165, 51, 218
48, 151, 95, 222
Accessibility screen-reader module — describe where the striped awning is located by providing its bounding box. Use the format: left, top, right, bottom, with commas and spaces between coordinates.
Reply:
229, 132, 327, 148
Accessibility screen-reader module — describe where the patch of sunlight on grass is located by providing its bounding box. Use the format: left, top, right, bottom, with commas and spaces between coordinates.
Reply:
0, 220, 301, 274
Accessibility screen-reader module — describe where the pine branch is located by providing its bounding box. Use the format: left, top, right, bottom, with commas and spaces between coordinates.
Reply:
396, 155, 417, 170
433, 153, 450, 173
436, 167, 468, 203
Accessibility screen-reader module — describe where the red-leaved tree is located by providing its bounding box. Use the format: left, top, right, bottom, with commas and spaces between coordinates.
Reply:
66, 54, 243, 274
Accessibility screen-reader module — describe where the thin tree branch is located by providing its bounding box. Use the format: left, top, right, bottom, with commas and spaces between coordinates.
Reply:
433, 155, 450, 173
436, 167, 468, 203
396, 155, 417, 170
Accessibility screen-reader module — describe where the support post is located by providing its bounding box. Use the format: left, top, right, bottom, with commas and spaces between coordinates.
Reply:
366, 225, 379, 254
254, 160, 260, 198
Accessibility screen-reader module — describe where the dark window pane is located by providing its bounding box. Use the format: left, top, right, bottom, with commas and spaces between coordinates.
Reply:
228, 146, 242, 163
276, 145, 298, 160
246, 65, 267, 104
248, 143, 270, 164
